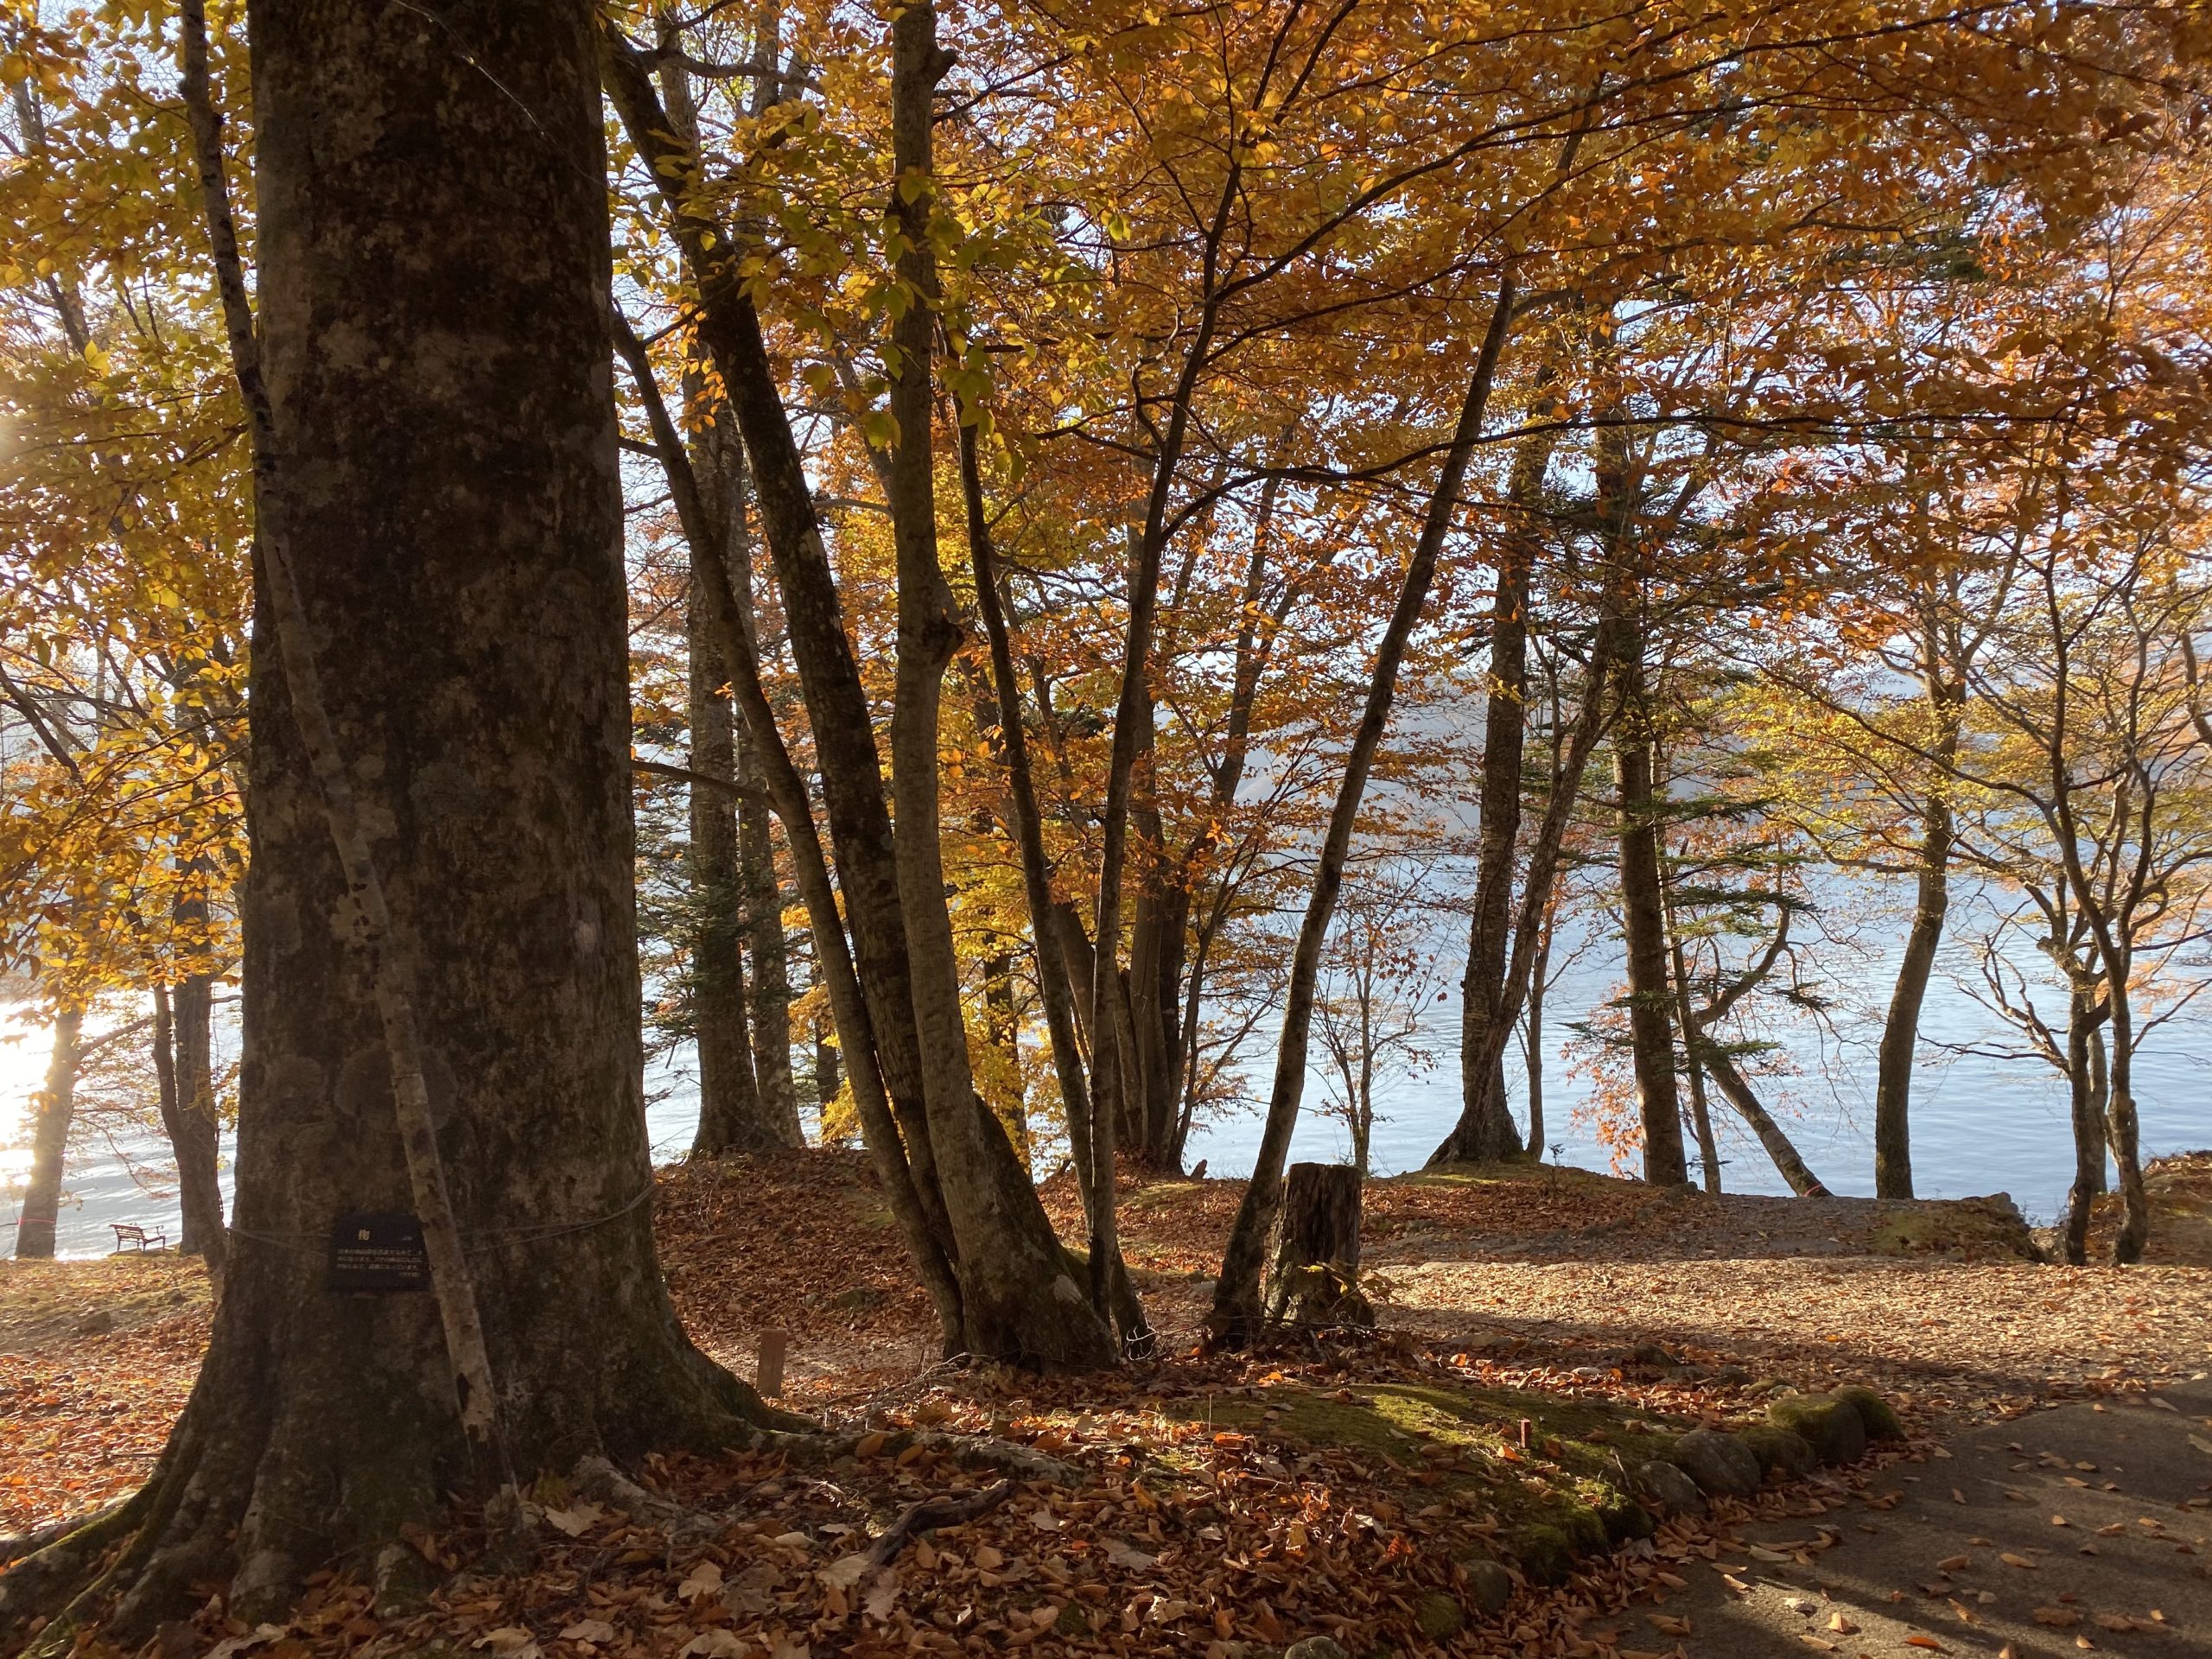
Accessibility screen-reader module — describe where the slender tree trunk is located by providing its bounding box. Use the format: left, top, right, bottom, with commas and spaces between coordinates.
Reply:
605, 35, 1104, 1361
2104, 984, 2148, 1263
1523, 906, 1552, 1156
1671, 938, 1723, 1195
880, 3, 1113, 1365
742, 804, 798, 1142
1875, 620, 1959, 1199
814, 1020, 841, 1120
687, 588, 777, 1155
1451, 424, 1554, 1162
1211, 281, 1512, 1345
961, 425, 1144, 1339
1700, 1046, 1830, 1197
1614, 664, 1688, 1185
14, 1002, 82, 1260
609, 315, 963, 1345
169, 975, 227, 1264
2059, 987, 2107, 1265
48, 5, 785, 1635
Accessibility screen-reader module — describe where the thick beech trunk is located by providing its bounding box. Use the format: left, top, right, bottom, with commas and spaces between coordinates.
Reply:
13, 1003, 81, 1260
41, 4, 780, 1633
168, 976, 227, 1262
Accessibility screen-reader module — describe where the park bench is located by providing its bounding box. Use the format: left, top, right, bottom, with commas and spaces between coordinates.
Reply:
110, 1222, 167, 1253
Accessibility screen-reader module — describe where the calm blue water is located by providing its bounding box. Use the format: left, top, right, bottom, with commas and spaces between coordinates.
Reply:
8, 910, 2207, 1256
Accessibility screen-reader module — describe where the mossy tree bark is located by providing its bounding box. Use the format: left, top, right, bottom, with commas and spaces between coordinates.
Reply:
10, 1, 780, 1635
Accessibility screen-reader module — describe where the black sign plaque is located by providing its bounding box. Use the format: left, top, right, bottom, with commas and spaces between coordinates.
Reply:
327, 1212, 431, 1294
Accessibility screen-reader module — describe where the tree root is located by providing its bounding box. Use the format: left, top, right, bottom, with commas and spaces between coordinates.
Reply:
0, 1500, 132, 1573
862, 1479, 1013, 1569
0, 1484, 157, 1654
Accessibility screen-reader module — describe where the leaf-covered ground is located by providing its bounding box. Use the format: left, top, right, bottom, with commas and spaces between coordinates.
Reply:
3, 1149, 2208, 1658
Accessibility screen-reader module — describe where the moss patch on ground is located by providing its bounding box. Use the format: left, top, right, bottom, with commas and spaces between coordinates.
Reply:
1161, 1376, 1686, 1580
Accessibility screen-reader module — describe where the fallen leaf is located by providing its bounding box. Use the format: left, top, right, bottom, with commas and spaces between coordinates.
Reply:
1999, 1553, 2036, 1569
557, 1621, 615, 1646
1906, 1637, 1948, 1652
2034, 1608, 2082, 1628
1827, 1613, 1859, 1634
677, 1561, 723, 1601
1651, 1614, 1692, 1636
542, 1502, 604, 1538
678, 1634, 747, 1659
1936, 1554, 1969, 1572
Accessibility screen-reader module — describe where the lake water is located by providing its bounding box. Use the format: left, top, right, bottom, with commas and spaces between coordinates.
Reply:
4, 910, 2206, 1256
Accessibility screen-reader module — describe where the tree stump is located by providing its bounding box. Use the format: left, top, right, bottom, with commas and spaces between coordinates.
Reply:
1265, 1162, 1374, 1330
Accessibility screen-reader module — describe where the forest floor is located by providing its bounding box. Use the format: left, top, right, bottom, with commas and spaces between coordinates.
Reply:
3, 1150, 2209, 1659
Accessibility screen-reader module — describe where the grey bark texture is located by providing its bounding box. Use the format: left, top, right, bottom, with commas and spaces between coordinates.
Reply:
51, 3, 780, 1634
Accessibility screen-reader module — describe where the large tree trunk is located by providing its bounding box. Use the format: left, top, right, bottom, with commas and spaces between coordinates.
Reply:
686, 586, 777, 1155
13, 1002, 82, 1260
1614, 670, 1688, 1186
2104, 987, 2149, 1264
24, 5, 782, 1634
168, 975, 228, 1263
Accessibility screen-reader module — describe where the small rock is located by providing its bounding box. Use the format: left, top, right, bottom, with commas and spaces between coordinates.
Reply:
1785, 1597, 1817, 1616
74, 1309, 116, 1337
1632, 1458, 1707, 1516
1414, 1592, 1465, 1639
1284, 1638, 1350, 1659
1624, 1340, 1677, 1368
1570, 1364, 1608, 1381
1673, 1428, 1764, 1497
1714, 1363, 1751, 1385
1462, 1558, 1514, 1615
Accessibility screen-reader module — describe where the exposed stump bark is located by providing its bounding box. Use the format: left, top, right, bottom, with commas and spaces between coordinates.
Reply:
1264, 1163, 1373, 1331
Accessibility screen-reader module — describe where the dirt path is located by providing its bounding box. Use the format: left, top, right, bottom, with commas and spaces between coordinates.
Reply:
1632, 1382, 2212, 1658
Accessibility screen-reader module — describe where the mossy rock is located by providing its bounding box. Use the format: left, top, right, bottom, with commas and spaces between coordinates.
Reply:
1767, 1394, 1867, 1465
1415, 1592, 1465, 1639
1833, 1385, 1904, 1442
1739, 1424, 1817, 1482
1596, 1492, 1655, 1543
1508, 1522, 1580, 1585
1459, 1555, 1515, 1614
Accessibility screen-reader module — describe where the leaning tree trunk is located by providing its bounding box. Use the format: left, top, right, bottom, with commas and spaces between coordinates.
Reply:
1263, 1163, 1372, 1332
4, 4, 784, 1637
1701, 1047, 1831, 1197
1211, 278, 1514, 1345
168, 974, 228, 1264
13, 1002, 82, 1260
